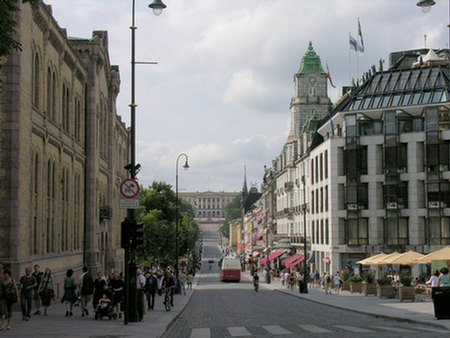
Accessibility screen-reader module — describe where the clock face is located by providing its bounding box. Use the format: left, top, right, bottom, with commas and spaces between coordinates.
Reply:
309, 77, 316, 85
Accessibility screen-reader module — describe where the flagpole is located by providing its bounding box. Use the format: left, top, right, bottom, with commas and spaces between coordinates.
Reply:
349, 32, 352, 85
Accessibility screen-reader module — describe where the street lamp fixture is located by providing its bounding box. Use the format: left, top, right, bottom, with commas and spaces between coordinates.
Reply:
176, 153, 190, 292
416, 0, 435, 13
149, 0, 167, 16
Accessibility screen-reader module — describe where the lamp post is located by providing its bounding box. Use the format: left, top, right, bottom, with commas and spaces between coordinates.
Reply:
416, 0, 436, 13
176, 153, 190, 292
123, 0, 166, 325
301, 175, 308, 293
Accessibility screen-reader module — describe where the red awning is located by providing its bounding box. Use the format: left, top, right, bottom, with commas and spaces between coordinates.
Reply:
290, 256, 304, 267
281, 254, 302, 267
268, 251, 284, 261
259, 256, 268, 265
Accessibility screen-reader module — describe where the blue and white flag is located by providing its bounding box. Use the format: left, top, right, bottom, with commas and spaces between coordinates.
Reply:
357, 18, 365, 53
349, 34, 358, 52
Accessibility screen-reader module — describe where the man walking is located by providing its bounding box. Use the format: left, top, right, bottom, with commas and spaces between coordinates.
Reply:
136, 269, 146, 321
145, 270, 157, 310
32, 264, 43, 315
78, 266, 94, 316
20, 267, 37, 320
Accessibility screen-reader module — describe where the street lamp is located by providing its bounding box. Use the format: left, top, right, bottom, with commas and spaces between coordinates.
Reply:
176, 153, 190, 291
124, 0, 166, 325
416, 0, 435, 13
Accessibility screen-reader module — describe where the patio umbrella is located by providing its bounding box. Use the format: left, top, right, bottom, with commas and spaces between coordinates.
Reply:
386, 251, 425, 266
414, 246, 450, 264
372, 252, 402, 265
356, 253, 387, 265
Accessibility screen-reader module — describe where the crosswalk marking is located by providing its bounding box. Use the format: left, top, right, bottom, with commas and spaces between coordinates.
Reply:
228, 326, 251, 336
262, 325, 292, 335
335, 325, 374, 333
190, 328, 211, 338
414, 326, 450, 333
298, 325, 331, 333
371, 326, 413, 333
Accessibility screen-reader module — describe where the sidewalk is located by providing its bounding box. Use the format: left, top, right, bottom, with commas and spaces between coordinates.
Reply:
245, 271, 450, 331
0, 276, 200, 338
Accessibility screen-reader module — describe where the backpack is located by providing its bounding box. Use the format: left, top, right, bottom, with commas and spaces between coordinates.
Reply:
81, 273, 94, 295
326, 275, 331, 283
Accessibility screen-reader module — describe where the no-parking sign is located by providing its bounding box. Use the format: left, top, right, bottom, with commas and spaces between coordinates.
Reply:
120, 179, 140, 209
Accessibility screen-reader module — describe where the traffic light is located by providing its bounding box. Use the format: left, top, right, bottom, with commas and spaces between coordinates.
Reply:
121, 218, 130, 249
132, 221, 144, 249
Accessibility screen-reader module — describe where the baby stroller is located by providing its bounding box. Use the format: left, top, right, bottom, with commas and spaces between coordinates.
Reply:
94, 290, 114, 320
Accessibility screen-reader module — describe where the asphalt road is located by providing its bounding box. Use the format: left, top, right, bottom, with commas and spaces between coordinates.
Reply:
162, 229, 446, 338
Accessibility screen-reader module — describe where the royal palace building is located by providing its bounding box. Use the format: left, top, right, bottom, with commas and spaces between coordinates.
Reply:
0, 1, 128, 296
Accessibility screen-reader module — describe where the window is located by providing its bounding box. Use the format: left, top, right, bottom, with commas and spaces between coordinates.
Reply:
312, 221, 315, 244
386, 218, 408, 245
320, 153, 323, 181
311, 191, 314, 214
422, 91, 432, 104
325, 186, 329, 211
391, 94, 401, 107
347, 218, 368, 245
411, 92, 421, 105
320, 187, 323, 212
47, 68, 52, 116
320, 220, 324, 244
324, 150, 328, 178
311, 159, 314, 184
429, 217, 450, 245
380, 95, 391, 108
371, 96, 381, 108
32, 53, 40, 109
325, 219, 329, 245
402, 93, 412, 106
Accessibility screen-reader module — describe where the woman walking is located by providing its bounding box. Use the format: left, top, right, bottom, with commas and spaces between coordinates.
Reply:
92, 272, 106, 310
0, 269, 20, 330
61, 269, 77, 316
438, 267, 450, 286
38, 268, 55, 316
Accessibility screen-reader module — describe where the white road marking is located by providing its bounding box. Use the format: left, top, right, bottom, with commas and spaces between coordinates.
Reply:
298, 325, 332, 333
262, 325, 292, 335
371, 326, 414, 333
190, 328, 211, 338
335, 325, 374, 333
414, 326, 450, 333
227, 326, 251, 336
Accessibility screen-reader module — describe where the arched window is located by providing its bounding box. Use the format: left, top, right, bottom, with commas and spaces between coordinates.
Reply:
62, 84, 66, 129
32, 53, 40, 109
52, 72, 56, 121
47, 68, 52, 116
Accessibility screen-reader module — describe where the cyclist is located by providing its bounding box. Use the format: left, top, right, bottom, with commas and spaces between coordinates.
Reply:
162, 269, 175, 307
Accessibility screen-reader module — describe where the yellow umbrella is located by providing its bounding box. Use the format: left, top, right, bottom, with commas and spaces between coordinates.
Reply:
373, 252, 402, 265
414, 246, 450, 264
386, 251, 425, 266
357, 253, 387, 265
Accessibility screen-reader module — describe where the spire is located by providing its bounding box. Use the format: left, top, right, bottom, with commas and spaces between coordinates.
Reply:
242, 165, 248, 200
298, 41, 326, 75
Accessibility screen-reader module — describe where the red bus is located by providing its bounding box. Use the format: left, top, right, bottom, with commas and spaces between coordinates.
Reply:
220, 257, 241, 282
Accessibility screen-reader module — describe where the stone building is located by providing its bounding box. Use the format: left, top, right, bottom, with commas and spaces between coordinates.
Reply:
179, 191, 238, 221
0, 0, 128, 296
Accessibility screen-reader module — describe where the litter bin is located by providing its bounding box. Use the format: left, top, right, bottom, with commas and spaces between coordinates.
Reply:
299, 279, 308, 293
432, 286, 450, 319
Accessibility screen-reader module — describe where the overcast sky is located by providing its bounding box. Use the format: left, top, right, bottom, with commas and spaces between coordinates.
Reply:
49, 0, 448, 193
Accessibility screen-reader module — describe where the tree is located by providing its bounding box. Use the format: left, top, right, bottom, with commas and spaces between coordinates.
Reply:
0, 0, 38, 57
221, 194, 241, 238
136, 181, 199, 266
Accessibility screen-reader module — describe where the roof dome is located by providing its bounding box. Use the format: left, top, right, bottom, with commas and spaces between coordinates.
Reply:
298, 41, 326, 75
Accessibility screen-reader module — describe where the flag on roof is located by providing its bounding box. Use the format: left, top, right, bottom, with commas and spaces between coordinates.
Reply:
357, 18, 365, 53
326, 62, 336, 88
349, 34, 358, 52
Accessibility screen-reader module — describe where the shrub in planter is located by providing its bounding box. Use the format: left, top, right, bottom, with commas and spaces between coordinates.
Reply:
341, 270, 351, 282
399, 271, 412, 287
349, 274, 363, 293
377, 270, 391, 286
363, 270, 375, 284
377, 271, 394, 298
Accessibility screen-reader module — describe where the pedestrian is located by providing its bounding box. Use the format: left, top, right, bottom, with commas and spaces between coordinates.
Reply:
31, 264, 43, 315
437, 267, 450, 286
79, 266, 94, 317
333, 272, 341, 295
0, 268, 19, 330
61, 269, 77, 316
38, 268, 54, 316
145, 271, 157, 310
324, 273, 331, 295
109, 272, 124, 318
163, 269, 175, 307
92, 272, 106, 311
156, 271, 164, 296
186, 273, 193, 290
136, 269, 146, 321
426, 270, 440, 287
309, 270, 315, 288
315, 271, 320, 287
178, 271, 187, 295
19, 267, 37, 320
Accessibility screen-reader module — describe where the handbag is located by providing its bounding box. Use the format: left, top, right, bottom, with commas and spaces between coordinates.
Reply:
3, 282, 18, 304
39, 276, 53, 299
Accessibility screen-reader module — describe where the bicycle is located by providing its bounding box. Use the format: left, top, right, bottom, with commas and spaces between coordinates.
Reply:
163, 287, 172, 311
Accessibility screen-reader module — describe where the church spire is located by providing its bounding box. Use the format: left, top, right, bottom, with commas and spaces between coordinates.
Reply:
242, 165, 248, 200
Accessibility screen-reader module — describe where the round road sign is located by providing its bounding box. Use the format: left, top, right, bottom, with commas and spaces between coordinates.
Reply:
120, 179, 140, 199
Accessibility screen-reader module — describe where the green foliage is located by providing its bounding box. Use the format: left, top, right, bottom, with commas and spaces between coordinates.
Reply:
377, 270, 392, 286
348, 274, 363, 284
362, 270, 375, 284
136, 181, 199, 266
341, 269, 351, 282
0, 0, 38, 57
399, 271, 412, 287
221, 194, 241, 238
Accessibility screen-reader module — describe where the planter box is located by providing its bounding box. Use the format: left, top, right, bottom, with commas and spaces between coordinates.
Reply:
350, 282, 363, 294
399, 286, 415, 302
415, 293, 432, 302
377, 285, 395, 298
341, 281, 350, 291
363, 283, 377, 296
